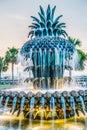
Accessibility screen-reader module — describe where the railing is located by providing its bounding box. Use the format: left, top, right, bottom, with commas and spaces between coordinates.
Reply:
0, 79, 20, 85
73, 76, 87, 87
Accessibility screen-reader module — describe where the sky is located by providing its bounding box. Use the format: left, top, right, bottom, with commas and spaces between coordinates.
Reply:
0, 0, 87, 57
0, 0, 87, 76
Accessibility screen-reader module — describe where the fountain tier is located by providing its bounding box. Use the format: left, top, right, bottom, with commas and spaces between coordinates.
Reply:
20, 36, 75, 88
0, 90, 87, 120
0, 5, 85, 121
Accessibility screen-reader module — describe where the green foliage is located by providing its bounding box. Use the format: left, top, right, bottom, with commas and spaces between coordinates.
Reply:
0, 57, 3, 71
28, 5, 67, 38
5, 47, 19, 83
0, 57, 8, 81
5, 47, 19, 64
2, 60, 8, 72
68, 36, 81, 47
0, 57, 8, 72
68, 36, 87, 70
77, 49, 87, 70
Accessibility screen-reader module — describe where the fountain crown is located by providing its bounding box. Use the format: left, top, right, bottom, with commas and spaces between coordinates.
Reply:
28, 5, 67, 38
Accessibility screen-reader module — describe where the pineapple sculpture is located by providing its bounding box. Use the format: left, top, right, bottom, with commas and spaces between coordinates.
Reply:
28, 5, 67, 38
20, 5, 75, 88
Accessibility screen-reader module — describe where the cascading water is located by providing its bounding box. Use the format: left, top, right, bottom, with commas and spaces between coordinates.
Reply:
79, 96, 86, 115
20, 35, 76, 89
30, 97, 35, 119
4, 96, 10, 110
0, 5, 87, 124
0, 96, 3, 106
30, 97, 35, 109
50, 96, 55, 110
17, 97, 26, 116
0, 31, 86, 121
70, 96, 76, 121
61, 96, 66, 121
11, 97, 17, 114
40, 97, 45, 120
50, 96, 55, 120
40, 97, 45, 108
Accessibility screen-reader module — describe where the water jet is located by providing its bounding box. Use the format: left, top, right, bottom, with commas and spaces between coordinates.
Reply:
0, 5, 86, 122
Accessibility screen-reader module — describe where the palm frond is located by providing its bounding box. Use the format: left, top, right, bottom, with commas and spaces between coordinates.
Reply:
74, 39, 81, 47
68, 37, 81, 47
77, 49, 87, 61
77, 49, 87, 70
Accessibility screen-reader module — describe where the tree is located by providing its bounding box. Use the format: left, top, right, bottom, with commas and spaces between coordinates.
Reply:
28, 5, 68, 38
0, 57, 8, 83
68, 36, 87, 70
5, 47, 19, 84
77, 49, 87, 70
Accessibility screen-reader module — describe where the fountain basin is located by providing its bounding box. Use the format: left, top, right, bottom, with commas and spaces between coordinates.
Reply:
0, 89, 87, 120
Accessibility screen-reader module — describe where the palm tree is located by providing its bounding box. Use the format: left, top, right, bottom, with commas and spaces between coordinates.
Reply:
0, 57, 8, 83
5, 47, 19, 84
28, 5, 68, 38
68, 36, 87, 70
77, 49, 87, 70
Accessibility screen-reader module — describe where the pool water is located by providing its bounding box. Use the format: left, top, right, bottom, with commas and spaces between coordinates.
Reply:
0, 113, 87, 130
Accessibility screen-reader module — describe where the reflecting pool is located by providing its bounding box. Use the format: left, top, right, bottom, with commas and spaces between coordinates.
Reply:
0, 113, 87, 130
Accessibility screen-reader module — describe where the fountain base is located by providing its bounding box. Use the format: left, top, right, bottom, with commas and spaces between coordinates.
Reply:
0, 89, 87, 120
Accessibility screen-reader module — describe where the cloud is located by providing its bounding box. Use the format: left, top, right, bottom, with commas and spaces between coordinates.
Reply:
6, 13, 27, 21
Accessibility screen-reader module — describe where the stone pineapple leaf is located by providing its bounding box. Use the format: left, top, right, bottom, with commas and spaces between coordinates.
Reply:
58, 29, 68, 37
28, 25, 37, 29
28, 5, 67, 38
46, 20, 52, 28
38, 12, 45, 23
46, 5, 51, 21
31, 16, 40, 24
48, 28, 52, 36
56, 23, 66, 29
28, 30, 35, 38
53, 28, 58, 36
39, 5, 45, 17
43, 28, 47, 36
40, 22, 45, 28
52, 15, 63, 28
51, 6, 56, 22
32, 23, 40, 28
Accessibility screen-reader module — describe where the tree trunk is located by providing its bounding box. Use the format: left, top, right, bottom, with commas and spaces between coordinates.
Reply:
12, 63, 14, 84
0, 70, 1, 84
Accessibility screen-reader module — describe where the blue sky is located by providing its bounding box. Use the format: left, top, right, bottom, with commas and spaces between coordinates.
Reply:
0, 0, 87, 56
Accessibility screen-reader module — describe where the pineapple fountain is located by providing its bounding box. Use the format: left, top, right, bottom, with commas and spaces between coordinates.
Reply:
0, 5, 87, 120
